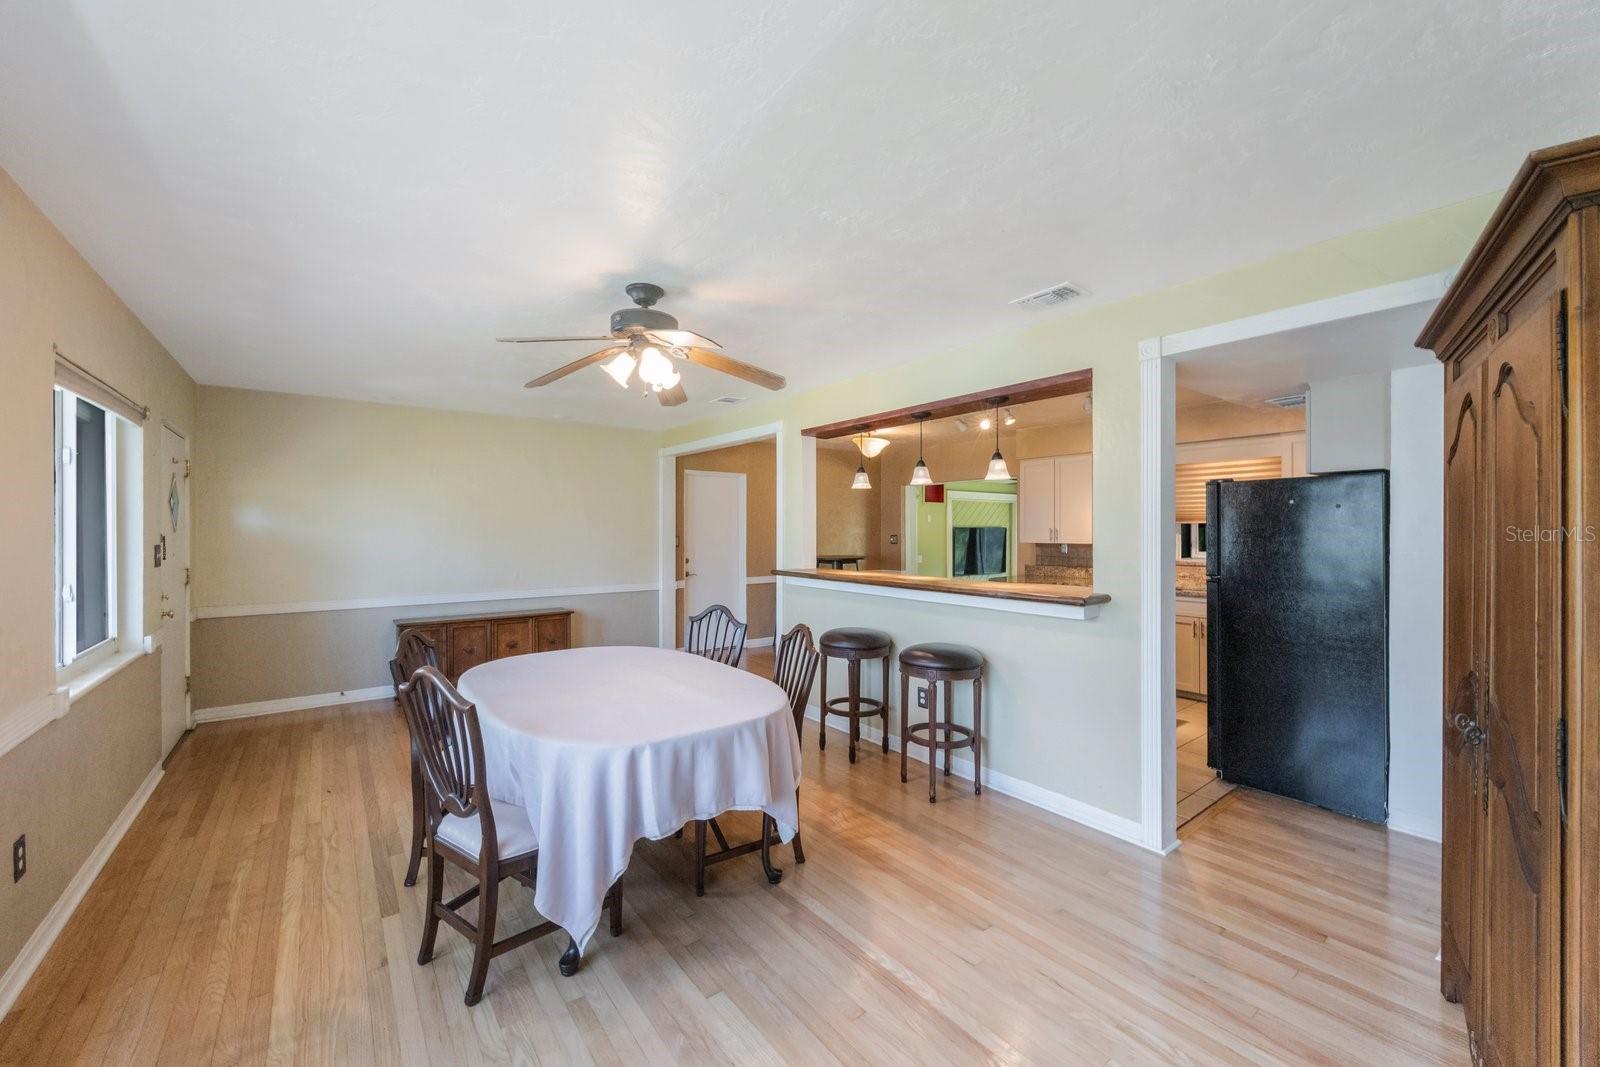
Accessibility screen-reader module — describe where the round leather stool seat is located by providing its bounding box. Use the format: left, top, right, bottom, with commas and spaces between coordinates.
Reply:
820, 627, 893, 654
898, 642, 984, 673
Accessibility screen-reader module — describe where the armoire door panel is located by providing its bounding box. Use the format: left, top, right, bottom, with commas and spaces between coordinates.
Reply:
1440, 362, 1484, 1008
1477, 297, 1564, 1067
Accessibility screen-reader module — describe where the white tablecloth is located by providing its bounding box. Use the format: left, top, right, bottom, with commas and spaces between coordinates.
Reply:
458, 646, 802, 951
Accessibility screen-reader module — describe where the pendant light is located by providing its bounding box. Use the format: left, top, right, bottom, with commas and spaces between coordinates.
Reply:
984, 398, 1011, 481
909, 413, 933, 486
851, 430, 872, 489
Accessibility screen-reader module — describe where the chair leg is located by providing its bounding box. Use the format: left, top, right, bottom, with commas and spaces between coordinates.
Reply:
847, 659, 860, 764
694, 820, 707, 897
759, 818, 783, 885
934, 681, 947, 780
418, 848, 444, 965
791, 787, 806, 864
880, 654, 891, 752
464, 865, 498, 1006
608, 875, 625, 936
973, 676, 983, 796
405, 746, 425, 888
927, 681, 939, 804
899, 672, 910, 783
818, 658, 828, 751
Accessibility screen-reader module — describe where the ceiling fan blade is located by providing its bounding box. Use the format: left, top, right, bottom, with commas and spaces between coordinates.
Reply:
497, 334, 614, 344
524, 346, 624, 388
683, 347, 785, 391
648, 328, 721, 349
656, 383, 689, 407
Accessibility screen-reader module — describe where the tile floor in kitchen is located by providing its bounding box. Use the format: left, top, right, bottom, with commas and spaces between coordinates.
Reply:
1177, 696, 1237, 828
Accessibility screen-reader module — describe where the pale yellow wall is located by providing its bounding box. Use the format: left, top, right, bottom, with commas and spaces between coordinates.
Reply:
674, 439, 777, 642
0, 167, 196, 977
193, 386, 659, 608
664, 192, 1499, 823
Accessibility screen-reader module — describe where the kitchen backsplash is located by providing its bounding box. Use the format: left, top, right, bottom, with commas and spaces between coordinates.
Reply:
1021, 542, 1093, 585
1176, 560, 1206, 596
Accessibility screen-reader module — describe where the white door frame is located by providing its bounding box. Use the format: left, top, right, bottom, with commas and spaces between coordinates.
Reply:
159, 420, 193, 749
902, 485, 921, 571
1135, 271, 1453, 854
657, 422, 784, 649
682, 469, 748, 629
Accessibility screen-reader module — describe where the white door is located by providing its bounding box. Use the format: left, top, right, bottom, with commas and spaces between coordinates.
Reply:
158, 425, 190, 756
1018, 456, 1057, 542
683, 470, 746, 633
1054, 454, 1094, 544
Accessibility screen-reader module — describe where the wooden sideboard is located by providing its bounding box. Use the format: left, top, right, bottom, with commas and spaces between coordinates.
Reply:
393, 608, 573, 681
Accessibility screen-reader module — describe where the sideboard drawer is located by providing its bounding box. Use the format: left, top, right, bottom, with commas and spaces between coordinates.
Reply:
493, 618, 534, 658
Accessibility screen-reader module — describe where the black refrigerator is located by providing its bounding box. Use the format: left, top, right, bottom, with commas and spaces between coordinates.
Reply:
1205, 470, 1389, 823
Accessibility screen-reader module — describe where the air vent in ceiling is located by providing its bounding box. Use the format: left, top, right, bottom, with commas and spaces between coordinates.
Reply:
712, 395, 745, 405
1265, 392, 1308, 409
1009, 282, 1083, 309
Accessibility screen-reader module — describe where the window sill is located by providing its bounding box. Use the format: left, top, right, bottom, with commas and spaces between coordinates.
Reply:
63, 645, 147, 704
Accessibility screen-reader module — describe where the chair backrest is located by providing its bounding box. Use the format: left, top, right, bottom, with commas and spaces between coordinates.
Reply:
685, 604, 748, 666
390, 627, 441, 692
772, 623, 820, 735
397, 666, 496, 855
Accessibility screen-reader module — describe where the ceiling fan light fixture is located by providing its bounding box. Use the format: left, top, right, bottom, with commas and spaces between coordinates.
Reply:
601, 351, 637, 388
638, 346, 679, 390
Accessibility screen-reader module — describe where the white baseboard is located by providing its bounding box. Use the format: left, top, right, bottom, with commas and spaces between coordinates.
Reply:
803, 706, 1145, 848
0, 763, 163, 1022
1386, 812, 1442, 843
194, 684, 394, 724
744, 637, 775, 649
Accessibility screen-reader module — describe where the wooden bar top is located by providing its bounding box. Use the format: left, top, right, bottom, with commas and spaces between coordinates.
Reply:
773, 568, 1111, 607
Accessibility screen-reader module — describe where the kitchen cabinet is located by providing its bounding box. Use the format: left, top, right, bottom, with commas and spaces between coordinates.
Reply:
1175, 601, 1207, 699
1019, 453, 1093, 543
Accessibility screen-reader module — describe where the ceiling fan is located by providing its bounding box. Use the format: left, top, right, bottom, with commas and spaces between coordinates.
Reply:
498, 282, 786, 407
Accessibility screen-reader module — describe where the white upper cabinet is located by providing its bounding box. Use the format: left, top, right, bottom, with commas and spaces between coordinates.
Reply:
1019, 453, 1093, 543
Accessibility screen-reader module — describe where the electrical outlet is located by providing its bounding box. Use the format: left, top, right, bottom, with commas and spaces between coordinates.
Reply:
12, 835, 24, 883
915, 685, 928, 709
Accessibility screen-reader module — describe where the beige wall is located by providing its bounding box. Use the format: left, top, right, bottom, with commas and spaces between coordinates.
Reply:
814, 447, 883, 568
190, 386, 662, 707
1177, 398, 1305, 443
0, 167, 195, 979
674, 439, 777, 643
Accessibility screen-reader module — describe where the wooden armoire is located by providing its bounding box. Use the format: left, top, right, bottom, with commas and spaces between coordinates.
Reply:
1418, 135, 1600, 1067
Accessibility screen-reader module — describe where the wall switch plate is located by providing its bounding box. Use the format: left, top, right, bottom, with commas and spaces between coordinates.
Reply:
888, 533, 899, 546
12, 835, 24, 883
915, 685, 928, 709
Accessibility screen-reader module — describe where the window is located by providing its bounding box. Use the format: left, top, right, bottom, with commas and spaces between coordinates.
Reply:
55, 387, 119, 667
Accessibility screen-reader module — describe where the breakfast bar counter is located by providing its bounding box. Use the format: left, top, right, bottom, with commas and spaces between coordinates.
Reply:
773, 568, 1109, 619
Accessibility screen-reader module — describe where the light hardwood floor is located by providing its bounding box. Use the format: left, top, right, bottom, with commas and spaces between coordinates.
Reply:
0, 682, 1467, 1065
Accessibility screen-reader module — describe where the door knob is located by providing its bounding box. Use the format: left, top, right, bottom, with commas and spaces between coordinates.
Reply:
160, 609, 176, 620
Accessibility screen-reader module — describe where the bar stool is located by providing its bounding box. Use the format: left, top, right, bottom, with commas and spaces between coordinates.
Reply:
898, 643, 984, 803
818, 628, 893, 763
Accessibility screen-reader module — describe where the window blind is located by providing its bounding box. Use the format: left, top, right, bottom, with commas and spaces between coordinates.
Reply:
53, 344, 148, 424
1175, 456, 1282, 522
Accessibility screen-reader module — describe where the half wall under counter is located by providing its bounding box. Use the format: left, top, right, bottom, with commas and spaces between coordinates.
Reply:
773, 568, 1109, 620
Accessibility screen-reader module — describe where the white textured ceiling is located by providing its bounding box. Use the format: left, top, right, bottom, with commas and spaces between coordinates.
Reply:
3, 2, 1598, 426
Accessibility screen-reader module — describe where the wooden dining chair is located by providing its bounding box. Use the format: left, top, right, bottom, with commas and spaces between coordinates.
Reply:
684, 603, 748, 666
765, 622, 820, 864
390, 627, 441, 887
690, 623, 819, 894
399, 665, 623, 1004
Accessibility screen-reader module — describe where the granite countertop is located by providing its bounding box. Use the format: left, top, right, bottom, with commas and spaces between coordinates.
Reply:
773, 568, 1110, 607
1022, 561, 1209, 599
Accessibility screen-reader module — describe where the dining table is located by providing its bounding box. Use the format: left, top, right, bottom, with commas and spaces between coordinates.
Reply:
457, 645, 803, 967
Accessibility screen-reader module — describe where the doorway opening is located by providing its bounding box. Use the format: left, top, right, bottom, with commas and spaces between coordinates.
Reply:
658, 423, 783, 657
1138, 272, 1453, 852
